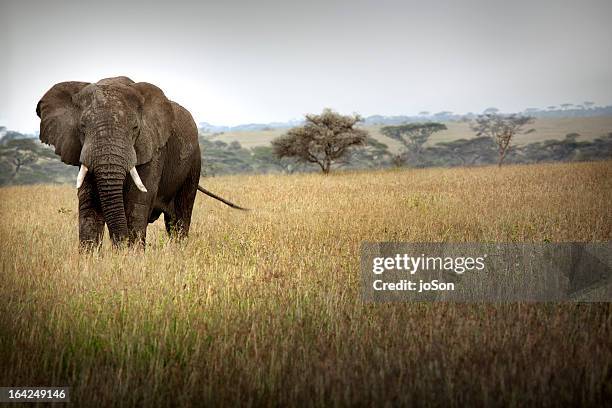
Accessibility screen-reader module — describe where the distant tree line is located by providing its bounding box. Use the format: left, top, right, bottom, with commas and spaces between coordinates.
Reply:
0, 131, 75, 185
1, 110, 611, 185
406, 133, 612, 168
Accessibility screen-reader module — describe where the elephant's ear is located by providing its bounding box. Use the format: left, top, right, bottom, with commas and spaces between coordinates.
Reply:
36, 81, 90, 166
130, 82, 173, 165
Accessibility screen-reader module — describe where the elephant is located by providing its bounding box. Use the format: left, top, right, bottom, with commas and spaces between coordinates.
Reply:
36, 76, 245, 248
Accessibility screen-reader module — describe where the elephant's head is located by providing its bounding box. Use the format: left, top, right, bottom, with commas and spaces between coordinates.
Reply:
36, 76, 173, 242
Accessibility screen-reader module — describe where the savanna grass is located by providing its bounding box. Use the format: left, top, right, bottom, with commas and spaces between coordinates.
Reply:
1, 161, 611, 406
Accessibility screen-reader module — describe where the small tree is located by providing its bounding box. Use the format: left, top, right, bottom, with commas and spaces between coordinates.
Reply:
228, 140, 242, 150
380, 122, 446, 166
271, 109, 368, 174
471, 113, 534, 167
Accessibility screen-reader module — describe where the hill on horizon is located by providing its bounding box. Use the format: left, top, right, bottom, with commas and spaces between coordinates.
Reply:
202, 116, 612, 153
197, 104, 612, 134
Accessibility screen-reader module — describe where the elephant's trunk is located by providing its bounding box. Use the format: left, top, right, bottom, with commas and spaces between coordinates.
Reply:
88, 131, 132, 245
95, 162, 128, 244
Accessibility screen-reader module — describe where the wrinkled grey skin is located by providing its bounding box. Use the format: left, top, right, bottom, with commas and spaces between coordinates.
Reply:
37, 76, 201, 248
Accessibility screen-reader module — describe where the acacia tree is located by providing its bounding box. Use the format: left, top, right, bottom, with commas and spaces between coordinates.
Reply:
380, 122, 446, 166
471, 113, 534, 167
271, 109, 368, 174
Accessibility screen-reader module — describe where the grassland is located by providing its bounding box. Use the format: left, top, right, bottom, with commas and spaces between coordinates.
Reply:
1, 161, 611, 406
214, 116, 612, 152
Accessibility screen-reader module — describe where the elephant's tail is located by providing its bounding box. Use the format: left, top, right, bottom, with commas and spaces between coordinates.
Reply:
197, 185, 249, 211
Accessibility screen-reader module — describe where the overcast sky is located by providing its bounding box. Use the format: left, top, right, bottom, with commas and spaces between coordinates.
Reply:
2, 0, 611, 132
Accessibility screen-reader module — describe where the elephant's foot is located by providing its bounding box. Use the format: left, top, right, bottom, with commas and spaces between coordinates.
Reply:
78, 208, 104, 251
79, 239, 102, 253
127, 230, 147, 249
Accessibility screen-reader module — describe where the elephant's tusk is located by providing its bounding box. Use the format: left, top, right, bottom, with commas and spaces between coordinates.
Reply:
76, 164, 88, 189
129, 167, 148, 193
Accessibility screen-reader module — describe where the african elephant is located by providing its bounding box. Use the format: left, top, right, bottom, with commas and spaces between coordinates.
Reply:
37, 76, 244, 248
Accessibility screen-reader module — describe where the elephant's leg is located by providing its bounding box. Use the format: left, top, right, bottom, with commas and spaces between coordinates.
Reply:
126, 202, 150, 247
148, 208, 163, 223
163, 208, 177, 236
169, 170, 199, 239
78, 177, 105, 250
125, 162, 162, 247
125, 186, 156, 247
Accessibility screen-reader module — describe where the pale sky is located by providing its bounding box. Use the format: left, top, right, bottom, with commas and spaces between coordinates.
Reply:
2, 0, 611, 132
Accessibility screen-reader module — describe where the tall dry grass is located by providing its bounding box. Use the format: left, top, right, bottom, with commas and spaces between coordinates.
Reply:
1, 161, 611, 407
